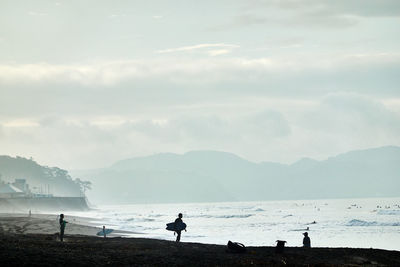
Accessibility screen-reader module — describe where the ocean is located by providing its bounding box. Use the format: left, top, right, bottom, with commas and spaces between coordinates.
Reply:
70, 197, 400, 250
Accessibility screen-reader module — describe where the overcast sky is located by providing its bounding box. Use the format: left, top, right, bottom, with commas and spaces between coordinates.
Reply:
1, 0, 399, 169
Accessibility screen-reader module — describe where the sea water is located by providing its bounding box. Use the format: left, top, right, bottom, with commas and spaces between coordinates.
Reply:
69, 197, 400, 251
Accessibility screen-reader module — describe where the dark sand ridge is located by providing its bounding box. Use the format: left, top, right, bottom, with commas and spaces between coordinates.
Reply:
1, 214, 400, 266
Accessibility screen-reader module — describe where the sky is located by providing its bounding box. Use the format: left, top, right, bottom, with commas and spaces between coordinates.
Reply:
0, 0, 400, 170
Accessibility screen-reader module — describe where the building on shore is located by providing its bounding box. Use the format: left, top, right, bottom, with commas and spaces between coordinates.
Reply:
0, 179, 89, 211
0, 183, 25, 198
0, 179, 50, 198
11, 179, 30, 194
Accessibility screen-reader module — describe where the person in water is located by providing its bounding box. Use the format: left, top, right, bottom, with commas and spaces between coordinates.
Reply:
59, 214, 68, 242
303, 232, 311, 248
174, 213, 186, 242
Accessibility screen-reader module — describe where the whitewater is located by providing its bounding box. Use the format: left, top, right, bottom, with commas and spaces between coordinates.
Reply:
70, 197, 400, 251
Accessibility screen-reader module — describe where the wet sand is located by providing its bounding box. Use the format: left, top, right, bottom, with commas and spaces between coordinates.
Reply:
1, 214, 399, 266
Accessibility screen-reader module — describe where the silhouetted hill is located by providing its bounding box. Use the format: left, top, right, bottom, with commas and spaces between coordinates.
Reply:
71, 146, 400, 204
0, 156, 83, 197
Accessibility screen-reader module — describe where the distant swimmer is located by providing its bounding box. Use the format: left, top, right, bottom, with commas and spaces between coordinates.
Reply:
303, 232, 311, 248
59, 214, 68, 242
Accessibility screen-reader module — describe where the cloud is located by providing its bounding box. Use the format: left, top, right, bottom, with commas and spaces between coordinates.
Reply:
0, 53, 399, 98
305, 0, 400, 17
213, 13, 358, 30
1, 92, 399, 169
242, 110, 291, 138
108, 14, 127, 19
156, 43, 240, 54
246, 0, 400, 17
0, 109, 292, 168
0, 0, 399, 170
228, 14, 269, 28
2, 120, 40, 128
0, 52, 398, 84
207, 49, 231, 56
300, 93, 400, 141
0, 52, 399, 122
215, 0, 400, 30
28, 11, 48, 16
2, 93, 399, 169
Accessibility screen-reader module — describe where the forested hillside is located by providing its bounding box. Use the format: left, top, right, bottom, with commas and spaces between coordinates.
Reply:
0, 156, 90, 197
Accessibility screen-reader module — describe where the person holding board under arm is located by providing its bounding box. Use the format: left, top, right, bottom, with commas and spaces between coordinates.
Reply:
166, 213, 187, 242
174, 213, 186, 242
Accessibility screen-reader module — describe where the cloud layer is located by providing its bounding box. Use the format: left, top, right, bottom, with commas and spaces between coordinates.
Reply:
0, 0, 399, 169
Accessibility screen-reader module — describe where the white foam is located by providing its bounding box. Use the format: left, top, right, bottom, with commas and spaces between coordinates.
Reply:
377, 210, 400, 215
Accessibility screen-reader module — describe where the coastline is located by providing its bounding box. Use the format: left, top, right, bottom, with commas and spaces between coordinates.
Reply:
0, 213, 131, 237
1, 214, 400, 266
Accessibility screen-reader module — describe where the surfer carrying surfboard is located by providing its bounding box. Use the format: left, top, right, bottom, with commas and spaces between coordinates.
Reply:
174, 213, 186, 242
166, 213, 187, 242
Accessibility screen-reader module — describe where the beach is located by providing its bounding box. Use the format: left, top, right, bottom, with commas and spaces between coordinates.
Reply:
67, 198, 400, 250
1, 214, 400, 266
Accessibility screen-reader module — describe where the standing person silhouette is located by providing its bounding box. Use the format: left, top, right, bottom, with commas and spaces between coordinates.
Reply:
174, 213, 186, 242
303, 232, 311, 248
102, 226, 107, 238
59, 214, 68, 242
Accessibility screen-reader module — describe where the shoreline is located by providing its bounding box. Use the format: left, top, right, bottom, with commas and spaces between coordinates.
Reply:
3, 206, 398, 250
0, 213, 134, 237
1, 214, 400, 266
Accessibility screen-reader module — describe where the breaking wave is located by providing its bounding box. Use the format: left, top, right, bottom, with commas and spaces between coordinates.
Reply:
254, 208, 265, 212
377, 210, 400, 216
190, 214, 253, 219
125, 217, 155, 222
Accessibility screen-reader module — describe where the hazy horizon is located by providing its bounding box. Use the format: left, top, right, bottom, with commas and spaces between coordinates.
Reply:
1, 144, 398, 171
1, 0, 400, 170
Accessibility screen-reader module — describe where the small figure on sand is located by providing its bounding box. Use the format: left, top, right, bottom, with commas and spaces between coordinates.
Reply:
174, 213, 186, 242
303, 232, 311, 248
97, 226, 113, 237
59, 214, 68, 242
102, 226, 107, 238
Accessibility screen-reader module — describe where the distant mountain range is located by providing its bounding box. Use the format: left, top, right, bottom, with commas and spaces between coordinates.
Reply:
71, 146, 400, 204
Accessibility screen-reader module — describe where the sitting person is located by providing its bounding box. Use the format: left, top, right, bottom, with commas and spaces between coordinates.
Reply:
303, 232, 311, 248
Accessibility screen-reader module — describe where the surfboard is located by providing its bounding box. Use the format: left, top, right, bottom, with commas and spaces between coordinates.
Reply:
166, 222, 186, 231
97, 229, 114, 236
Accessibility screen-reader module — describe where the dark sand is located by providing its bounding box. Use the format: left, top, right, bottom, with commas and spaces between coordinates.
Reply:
1, 215, 400, 266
